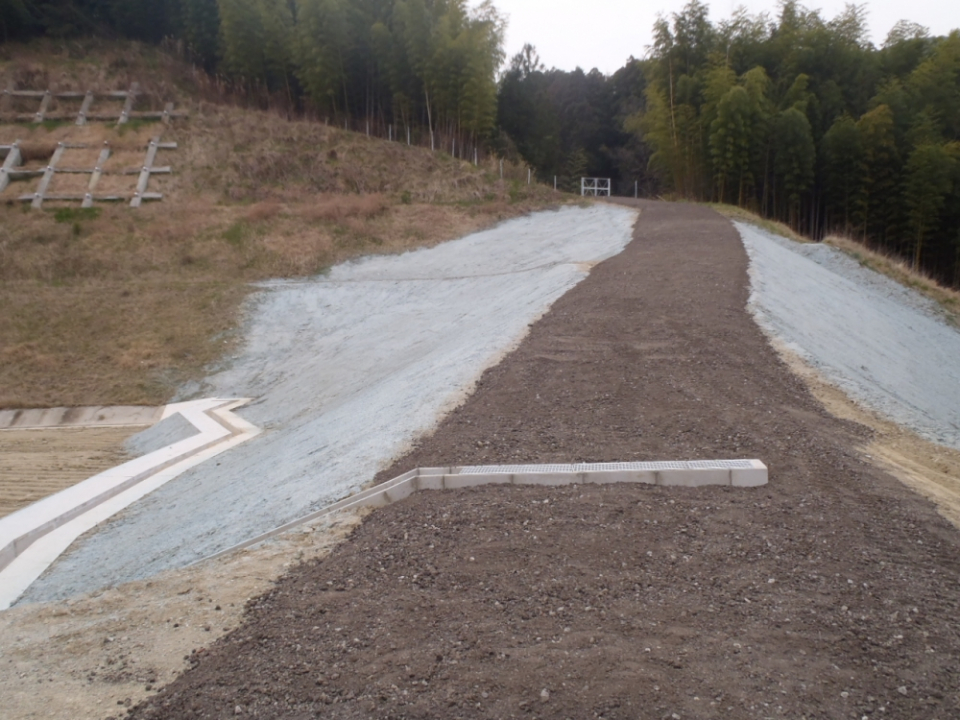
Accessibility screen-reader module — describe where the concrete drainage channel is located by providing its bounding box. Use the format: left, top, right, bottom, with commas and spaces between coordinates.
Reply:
200, 459, 768, 563
0, 399, 260, 609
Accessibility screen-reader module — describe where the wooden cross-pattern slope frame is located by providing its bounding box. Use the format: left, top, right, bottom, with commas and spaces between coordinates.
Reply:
0, 141, 21, 194
83, 142, 112, 208
131, 136, 176, 207
0, 82, 187, 125
31, 142, 68, 208
13, 138, 174, 208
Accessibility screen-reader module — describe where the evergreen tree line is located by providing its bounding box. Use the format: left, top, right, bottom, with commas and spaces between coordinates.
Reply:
0, 0, 505, 145
496, 44, 650, 195
498, 2, 960, 286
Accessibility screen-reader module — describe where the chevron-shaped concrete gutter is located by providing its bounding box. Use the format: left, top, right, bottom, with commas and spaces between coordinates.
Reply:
0, 398, 260, 609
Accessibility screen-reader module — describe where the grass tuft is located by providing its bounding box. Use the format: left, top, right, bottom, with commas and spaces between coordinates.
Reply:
707, 203, 808, 244
53, 207, 102, 224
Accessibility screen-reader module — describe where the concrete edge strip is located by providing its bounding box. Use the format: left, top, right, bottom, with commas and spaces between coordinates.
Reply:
199, 460, 768, 565
0, 398, 261, 610
0, 405, 163, 430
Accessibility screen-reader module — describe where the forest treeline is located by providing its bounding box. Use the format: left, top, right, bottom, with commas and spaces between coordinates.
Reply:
3, 1, 959, 284
501, 2, 960, 286
0, 0, 505, 144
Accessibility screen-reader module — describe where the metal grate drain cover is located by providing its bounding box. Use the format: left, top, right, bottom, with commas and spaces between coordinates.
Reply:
461, 460, 756, 474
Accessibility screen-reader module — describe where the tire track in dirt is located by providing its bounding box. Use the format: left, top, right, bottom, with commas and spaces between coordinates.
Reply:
128, 200, 960, 720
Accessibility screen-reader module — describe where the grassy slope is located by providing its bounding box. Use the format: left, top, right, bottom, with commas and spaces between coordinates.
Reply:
0, 41, 559, 408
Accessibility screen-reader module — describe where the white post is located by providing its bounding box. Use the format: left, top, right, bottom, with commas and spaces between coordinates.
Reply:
474, 148, 478, 166
527, 168, 531, 185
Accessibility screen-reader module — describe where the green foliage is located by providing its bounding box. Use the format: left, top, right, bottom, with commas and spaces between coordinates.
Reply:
710, 86, 754, 204
0, 0, 34, 42
903, 143, 955, 267
218, 0, 295, 93
499, 44, 644, 196
181, 0, 221, 69
631, 2, 960, 285
857, 104, 901, 243
52, 207, 102, 224
821, 115, 863, 231
5, 1, 503, 155
222, 221, 250, 247
774, 108, 816, 226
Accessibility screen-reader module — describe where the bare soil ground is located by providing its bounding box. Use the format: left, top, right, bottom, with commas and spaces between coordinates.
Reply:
774, 341, 960, 531
0, 511, 364, 720
115, 201, 960, 720
0, 427, 135, 518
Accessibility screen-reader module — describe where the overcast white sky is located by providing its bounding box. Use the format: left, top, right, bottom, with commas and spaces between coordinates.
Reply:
487, 0, 960, 75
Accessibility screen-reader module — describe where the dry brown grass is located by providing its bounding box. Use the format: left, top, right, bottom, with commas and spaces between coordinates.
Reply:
707, 202, 809, 243
824, 234, 960, 325
299, 193, 389, 222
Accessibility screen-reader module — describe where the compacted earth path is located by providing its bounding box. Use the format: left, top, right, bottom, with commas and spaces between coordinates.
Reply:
129, 201, 960, 720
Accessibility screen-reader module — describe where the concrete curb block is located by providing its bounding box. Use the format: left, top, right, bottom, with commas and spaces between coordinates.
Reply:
0, 405, 163, 430
200, 459, 767, 564
0, 398, 260, 609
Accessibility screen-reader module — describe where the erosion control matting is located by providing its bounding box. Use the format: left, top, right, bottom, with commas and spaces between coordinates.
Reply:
129, 201, 960, 720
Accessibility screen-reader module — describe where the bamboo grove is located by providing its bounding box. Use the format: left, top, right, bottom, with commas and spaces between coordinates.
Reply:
0, 0, 505, 146
636, 1, 960, 284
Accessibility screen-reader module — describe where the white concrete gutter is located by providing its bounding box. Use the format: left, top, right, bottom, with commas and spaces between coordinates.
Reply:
0, 398, 260, 609
199, 459, 768, 564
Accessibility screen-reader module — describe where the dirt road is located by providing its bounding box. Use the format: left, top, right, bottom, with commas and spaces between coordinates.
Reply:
129, 201, 960, 719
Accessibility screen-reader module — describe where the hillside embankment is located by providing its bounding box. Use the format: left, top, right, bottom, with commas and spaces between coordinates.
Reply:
0, 42, 555, 412
738, 221, 960, 532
